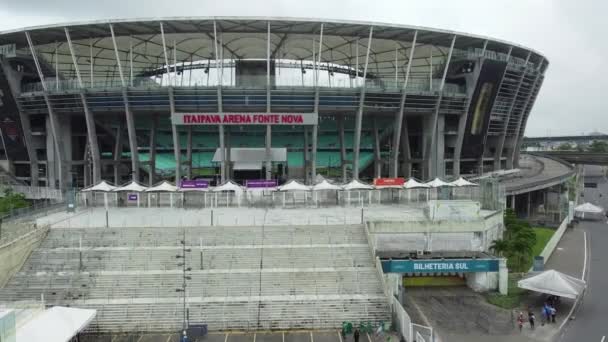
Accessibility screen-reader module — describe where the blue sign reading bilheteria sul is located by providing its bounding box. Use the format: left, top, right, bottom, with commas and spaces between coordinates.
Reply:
381, 258, 499, 273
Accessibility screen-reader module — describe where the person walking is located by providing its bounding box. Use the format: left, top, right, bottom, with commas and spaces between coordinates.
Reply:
550, 306, 557, 323
528, 312, 536, 330
517, 312, 525, 332
354, 328, 360, 342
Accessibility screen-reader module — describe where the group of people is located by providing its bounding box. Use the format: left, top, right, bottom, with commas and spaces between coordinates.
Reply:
517, 295, 560, 332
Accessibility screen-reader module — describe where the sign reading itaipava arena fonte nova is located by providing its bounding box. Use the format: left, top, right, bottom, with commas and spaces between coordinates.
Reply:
173, 113, 318, 125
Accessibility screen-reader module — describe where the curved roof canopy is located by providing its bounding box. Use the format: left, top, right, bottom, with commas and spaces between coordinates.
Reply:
0, 17, 546, 85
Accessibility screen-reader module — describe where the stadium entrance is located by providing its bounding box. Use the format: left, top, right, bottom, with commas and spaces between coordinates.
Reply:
381, 257, 505, 291
211, 147, 288, 183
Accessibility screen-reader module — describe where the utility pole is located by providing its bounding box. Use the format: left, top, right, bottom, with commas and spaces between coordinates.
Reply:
176, 228, 192, 335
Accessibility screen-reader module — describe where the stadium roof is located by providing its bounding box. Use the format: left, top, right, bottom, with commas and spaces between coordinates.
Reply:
0, 17, 547, 81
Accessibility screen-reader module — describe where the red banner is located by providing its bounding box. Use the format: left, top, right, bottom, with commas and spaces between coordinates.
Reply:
373, 177, 405, 186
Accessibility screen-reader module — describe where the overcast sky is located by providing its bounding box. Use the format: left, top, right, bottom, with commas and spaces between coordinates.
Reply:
0, 0, 605, 137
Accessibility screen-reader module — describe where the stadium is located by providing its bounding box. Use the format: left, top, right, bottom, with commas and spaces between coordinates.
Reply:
0, 17, 547, 188
0, 17, 544, 341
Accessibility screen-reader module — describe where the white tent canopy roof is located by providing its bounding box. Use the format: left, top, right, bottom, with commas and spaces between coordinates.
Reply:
517, 270, 586, 299
16, 306, 96, 342
403, 179, 430, 189
312, 179, 343, 191
449, 177, 478, 187
342, 179, 374, 190
278, 180, 311, 191
425, 178, 454, 188
145, 181, 178, 192
574, 202, 604, 214
81, 180, 116, 192
113, 181, 148, 192
212, 180, 244, 192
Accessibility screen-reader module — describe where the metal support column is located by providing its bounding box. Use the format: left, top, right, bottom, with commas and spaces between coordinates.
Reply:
303, 127, 309, 182
453, 40, 488, 177
265, 21, 273, 180
373, 118, 381, 178
424, 35, 455, 179
511, 59, 545, 168
161, 22, 181, 183
110, 24, 139, 182
390, 31, 417, 177
0, 58, 38, 185
113, 121, 124, 184
25, 31, 65, 189
338, 115, 347, 182
352, 27, 373, 180
213, 21, 226, 182
65, 27, 101, 183
311, 23, 324, 183
186, 126, 193, 179
149, 115, 157, 186
494, 50, 527, 170
399, 117, 412, 178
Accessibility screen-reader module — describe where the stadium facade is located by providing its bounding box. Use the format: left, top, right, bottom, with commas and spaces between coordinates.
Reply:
0, 17, 548, 189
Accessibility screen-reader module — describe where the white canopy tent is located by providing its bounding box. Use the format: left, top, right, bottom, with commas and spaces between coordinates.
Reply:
312, 180, 342, 191
145, 181, 179, 208
449, 177, 478, 187
113, 181, 148, 207
15, 306, 96, 342
574, 202, 604, 220
211, 180, 244, 208
80, 180, 116, 207
341, 179, 376, 206
277, 180, 310, 207
425, 178, 454, 201
343, 179, 374, 190
145, 181, 178, 192
449, 177, 478, 200
312, 180, 342, 206
517, 269, 586, 299
179, 183, 210, 208
114, 181, 148, 192
403, 179, 430, 203
278, 180, 311, 191
212, 180, 244, 193
425, 178, 454, 188
403, 179, 430, 189
81, 180, 116, 192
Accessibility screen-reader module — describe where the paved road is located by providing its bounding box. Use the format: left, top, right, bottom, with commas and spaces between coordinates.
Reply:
560, 166, 608, 342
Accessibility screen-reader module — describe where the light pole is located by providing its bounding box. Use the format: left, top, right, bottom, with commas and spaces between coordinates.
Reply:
176, 228, 192, 334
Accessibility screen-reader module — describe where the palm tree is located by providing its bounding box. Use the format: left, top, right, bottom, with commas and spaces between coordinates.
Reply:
490, 239, 510, 258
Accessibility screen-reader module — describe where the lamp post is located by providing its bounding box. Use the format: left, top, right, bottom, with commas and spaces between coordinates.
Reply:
176, 228, 192, 334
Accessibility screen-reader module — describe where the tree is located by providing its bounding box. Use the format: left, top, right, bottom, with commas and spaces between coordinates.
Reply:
555, 142, 574, 151
490, 239, 510, 257
587, 140, 608, 153
0, 189, 29, 216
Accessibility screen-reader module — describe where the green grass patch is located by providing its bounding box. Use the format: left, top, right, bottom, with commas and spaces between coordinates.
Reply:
532, 227, 555, 257
486, 274, 527, 309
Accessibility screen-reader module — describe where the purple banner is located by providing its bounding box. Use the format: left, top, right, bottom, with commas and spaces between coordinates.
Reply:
180, 179, 209, 189
246, 179, 278, 188
127, 193, 138, 201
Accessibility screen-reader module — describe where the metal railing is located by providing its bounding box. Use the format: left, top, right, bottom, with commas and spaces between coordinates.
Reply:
0, 185, 63, 200
22, 75, 465, 95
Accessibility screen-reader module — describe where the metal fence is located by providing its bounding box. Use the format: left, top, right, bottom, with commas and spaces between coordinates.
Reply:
78, 186, 501, 211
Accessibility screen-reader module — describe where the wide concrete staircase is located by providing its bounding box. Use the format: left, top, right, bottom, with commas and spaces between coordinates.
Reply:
0, 225, 390, 332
